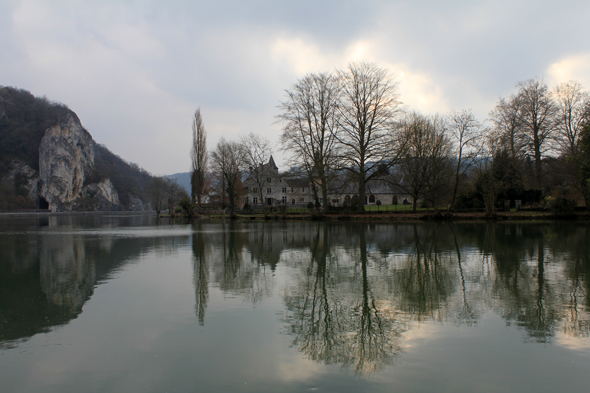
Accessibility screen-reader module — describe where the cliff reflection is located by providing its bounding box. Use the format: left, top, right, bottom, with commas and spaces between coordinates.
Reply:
0, 216, 190, 348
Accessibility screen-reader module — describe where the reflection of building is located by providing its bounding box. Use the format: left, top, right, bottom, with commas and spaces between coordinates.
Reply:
242, 156, 413, 208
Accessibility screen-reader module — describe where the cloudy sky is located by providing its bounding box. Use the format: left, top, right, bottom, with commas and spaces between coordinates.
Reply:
2, 0, 589, 175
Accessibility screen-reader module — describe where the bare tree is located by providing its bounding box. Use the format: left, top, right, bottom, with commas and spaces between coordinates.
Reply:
240, 132, 272, 207
210, 138, 246, 214
191, 108, 208, 206
165, 177, 187, 216
553, 80, 590, 157
447, 109, 486, 210
146, 176, 168, 215
335, 62, 404, 210
514, 78, 557, 187
398, 112, 452, 212
277, 72, 341, 211
473, 138, 500, 218
489, 95, 524, 159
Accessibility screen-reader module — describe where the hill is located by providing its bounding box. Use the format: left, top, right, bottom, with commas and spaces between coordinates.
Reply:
0, 86, 154, 211
166, 172, 191, 194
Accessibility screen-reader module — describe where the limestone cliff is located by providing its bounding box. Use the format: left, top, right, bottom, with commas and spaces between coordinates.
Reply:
38, 114, 94, 211
37, 114, 121, 212
0, 86, 153, 212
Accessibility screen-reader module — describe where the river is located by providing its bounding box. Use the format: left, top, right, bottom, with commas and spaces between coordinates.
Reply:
1, 215, 588, 392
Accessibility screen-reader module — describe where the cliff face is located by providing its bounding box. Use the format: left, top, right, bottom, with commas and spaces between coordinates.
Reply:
39, 114, 95, 211
0, 87, 152, 212
35, 114, 123, 212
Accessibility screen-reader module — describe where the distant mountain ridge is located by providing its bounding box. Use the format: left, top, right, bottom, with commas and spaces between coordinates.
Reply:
0, 86, 153, 211
166, 172, 191, 194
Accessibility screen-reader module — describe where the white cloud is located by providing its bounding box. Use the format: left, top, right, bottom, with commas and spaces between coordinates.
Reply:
547, 52, 590, 89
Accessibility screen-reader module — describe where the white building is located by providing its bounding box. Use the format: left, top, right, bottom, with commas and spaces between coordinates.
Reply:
242, 157, 413, 208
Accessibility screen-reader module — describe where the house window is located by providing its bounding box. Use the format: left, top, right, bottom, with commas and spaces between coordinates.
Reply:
292, 199, 295, 205
369, 195, 375, 203
253, 197, 258, 204
267, 177, 272, 183
282, 187, 287, 193
282, 196, 287, 204
300, 197, 305, 203
267, 188, 272, 194
291, 187, 294, 193
302, 187, 305, 192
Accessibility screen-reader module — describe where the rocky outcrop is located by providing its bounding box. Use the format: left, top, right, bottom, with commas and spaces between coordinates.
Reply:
3, 159, 38, 199
38, 114, 96, 211
33, 113, 127, 212
74, 179, 122, 211
128, 194, 149, 211
0, 87, 152, 212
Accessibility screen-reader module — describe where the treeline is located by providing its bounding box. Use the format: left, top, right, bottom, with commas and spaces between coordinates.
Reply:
91, 144, 154, 208
273, 63, 590, 214
0, 86, 73, 174
191, 63, 590, 215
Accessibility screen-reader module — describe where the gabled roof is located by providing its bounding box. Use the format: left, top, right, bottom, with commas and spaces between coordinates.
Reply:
268, 155, 278, 171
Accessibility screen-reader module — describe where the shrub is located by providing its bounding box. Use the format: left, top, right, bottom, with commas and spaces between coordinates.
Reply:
545, 196, 575, 216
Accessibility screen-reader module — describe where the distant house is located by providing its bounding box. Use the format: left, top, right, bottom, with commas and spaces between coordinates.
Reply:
243, 156, 313, 207
329, 178, 413, 207
242, 156, 414, 208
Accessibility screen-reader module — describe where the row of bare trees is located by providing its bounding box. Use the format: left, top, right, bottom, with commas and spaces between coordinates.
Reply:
489, 80, 590, 187
277, 62, 489, 212
188, 63, 590, 215
278, 62, 590, 212
191, 108, 275, 213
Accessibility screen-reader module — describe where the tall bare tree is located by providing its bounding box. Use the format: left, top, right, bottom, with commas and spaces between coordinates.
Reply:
146, 176, 168, 215
447, 109, 485, 210
191, 108, 208, 206
398, 112, 452, 212
489, 95, 524, 159
514, 78, 557, 187
278, 72, 341, 211
240, 132, 272, 207
553, 80, 590, 157
335, 62, 404, 210
210, 138, 245, 214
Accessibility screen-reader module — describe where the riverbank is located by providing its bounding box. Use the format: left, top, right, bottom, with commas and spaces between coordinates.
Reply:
2, 209, 588, 221
0, 210, 157, 218
203, 210, 590, 221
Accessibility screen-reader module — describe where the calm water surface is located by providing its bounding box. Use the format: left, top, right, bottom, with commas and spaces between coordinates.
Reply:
1, 215, 589, 392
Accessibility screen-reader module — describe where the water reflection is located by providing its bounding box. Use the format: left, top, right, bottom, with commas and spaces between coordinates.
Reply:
283, 225, 407, 374
1, 218, 589, 377
0, 215, 190, 348
187, 221, 590, 374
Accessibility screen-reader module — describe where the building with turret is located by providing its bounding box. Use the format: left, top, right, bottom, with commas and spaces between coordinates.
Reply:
242, 156, 413, 208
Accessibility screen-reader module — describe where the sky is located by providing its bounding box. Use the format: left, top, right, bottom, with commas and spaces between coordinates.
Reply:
1, 0, 590, 175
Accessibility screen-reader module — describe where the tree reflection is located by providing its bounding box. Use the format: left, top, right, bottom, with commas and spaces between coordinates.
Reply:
283, 224, 406, 375
476, 224, 588, 342
192, 223, 208, 326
